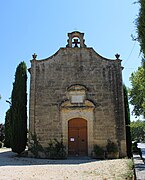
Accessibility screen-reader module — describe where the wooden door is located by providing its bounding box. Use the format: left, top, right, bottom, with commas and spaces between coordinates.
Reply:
68, 118, 88, 156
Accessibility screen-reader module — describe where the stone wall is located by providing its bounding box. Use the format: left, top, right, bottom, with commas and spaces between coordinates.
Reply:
29, 46, 126, 157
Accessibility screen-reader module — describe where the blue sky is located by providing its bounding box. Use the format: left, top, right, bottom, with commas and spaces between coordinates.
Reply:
0, 0, 142, 123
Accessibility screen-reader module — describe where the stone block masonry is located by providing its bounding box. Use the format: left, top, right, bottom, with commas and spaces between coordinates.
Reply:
28, 31, 126, 158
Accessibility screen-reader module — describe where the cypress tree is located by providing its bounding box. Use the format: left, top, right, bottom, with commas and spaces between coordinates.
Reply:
123, 84, 132, 158
4, 108, 12, 148
11, 62, 27, 154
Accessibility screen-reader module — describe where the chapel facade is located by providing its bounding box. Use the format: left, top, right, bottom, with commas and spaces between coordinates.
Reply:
28, 31, 127, 158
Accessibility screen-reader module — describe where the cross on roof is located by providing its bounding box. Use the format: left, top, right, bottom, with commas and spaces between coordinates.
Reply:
32, 53, 37, 60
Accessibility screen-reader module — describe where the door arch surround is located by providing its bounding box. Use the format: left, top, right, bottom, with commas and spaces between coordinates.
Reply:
60, 99, 95, 156
68, 118, 88, 156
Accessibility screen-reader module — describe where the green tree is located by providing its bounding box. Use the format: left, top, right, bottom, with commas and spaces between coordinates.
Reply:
130, 120, 145, 141
129, 66, 145, 117
4, 108, 12, 148
11, 62, 27, 154
0, 124, 5, 142
123, 84, 132, 158
137, 0, 145, 58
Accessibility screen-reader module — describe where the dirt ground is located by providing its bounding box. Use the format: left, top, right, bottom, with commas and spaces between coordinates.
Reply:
0, 148, 132, 180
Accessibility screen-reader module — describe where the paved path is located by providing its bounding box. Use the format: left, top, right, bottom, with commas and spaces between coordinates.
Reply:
0, 148, 132, 180
133, 154, 145, 180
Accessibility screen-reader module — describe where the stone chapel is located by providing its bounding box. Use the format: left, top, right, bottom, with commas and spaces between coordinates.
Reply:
28, 31, 127, 158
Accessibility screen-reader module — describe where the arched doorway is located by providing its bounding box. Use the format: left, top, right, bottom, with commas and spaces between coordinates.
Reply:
68, 118, 88, 156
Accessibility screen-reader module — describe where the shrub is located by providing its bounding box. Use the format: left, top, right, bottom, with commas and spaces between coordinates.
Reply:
29, 133, 44, 158
29, 134, 66, 159
106, 139, 118, 153
93, 145, 104, 156
46, 139, 66, 159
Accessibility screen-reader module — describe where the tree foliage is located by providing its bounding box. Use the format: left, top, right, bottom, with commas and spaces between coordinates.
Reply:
129, 66, 145, 117
11, 62, 27, 154
123, 84, 132, 158
130, 120, 145, 141
4, 108, 12, 148
0, 124, 5, 142
137, 0, 145, 58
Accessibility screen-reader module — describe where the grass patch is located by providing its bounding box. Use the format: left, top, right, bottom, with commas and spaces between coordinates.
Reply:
123, 158, 134, 179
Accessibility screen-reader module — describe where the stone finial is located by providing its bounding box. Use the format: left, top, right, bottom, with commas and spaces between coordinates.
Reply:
32, 53, 37, 60
115, 53, 120, 59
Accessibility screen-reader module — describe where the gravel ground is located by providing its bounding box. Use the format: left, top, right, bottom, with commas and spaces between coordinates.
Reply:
0, 148, 132, 180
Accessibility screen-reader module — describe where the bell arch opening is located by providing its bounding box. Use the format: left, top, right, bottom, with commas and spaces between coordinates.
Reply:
66, 31, 86, 48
